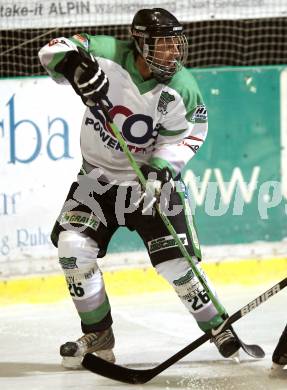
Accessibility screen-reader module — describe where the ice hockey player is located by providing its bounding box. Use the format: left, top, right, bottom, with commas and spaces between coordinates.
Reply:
270, 324, 287, 375
38, 8, 241, 368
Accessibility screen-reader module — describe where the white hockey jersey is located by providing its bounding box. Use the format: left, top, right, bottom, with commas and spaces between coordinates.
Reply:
39, 34, 208, 184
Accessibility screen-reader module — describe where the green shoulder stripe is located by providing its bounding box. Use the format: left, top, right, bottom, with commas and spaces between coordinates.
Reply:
83, 35, 132, 67
168, 67, 205, 121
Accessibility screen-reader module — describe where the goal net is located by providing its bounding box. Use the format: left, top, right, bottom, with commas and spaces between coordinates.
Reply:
1, 1, 287, 77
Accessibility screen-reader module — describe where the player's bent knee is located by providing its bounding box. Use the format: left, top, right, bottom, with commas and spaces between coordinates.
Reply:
58, 230, 100, 276
155, 257, 208, 303
58, 231, 99, 259
155, 257, 197, 284
58, 231, 104, 299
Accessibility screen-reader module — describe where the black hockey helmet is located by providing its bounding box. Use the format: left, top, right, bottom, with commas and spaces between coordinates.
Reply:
131, 8, 188, 82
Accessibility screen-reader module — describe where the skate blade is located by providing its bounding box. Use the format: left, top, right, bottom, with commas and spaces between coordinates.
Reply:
269, 362, 287, 378
231, 350, 240, 363
61, 350, 115, 369
62, 355, 83, 369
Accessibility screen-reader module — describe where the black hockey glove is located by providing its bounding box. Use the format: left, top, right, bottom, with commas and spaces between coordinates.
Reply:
55, 49, 109, 107
137, 164, 176, 214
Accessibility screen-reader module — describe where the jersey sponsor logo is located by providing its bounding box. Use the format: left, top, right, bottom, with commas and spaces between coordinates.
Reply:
148, 233, 187, 254
157, 91, 175, 115
87, 105, 158, 153
60, 211, 100, 231
191, 105, 207, 122
180, 135, 203, 154
59, 256, 78, 269
190, 144, 200, 153
48, 38, 69, 47
180, 141, 200, 153
73, 34, 89, 48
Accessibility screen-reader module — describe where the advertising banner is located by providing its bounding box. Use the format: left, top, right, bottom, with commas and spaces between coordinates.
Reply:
1, 66, 287, 275
1, 0, 286, 29
184, 66, 287, 245
0, 78, 83, 273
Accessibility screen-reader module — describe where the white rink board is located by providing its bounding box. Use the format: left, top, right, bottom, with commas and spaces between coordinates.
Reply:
0, 77, 83, 273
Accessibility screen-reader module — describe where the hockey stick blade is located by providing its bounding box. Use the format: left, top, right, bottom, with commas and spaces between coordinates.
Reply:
83, 332, 210, 384
232, 331, 265, 358
82, 277, 287, 384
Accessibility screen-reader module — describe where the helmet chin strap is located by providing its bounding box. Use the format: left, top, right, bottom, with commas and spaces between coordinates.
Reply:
142, 43, 149, 58
134, 38, 144, 57
149, 63, 171, 83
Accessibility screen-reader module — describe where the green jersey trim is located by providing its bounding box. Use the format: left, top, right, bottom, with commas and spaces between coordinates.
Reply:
168, 67, 205, 122
158, 126, 187, 137
125, 50, 158, 94
198, 314, 225, 332
149, 157, 177, 177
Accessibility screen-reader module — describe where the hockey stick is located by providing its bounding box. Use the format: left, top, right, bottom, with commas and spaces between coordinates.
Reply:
95, 103, 226, 316
82, 277, 287, 384
94, 103, 264, 358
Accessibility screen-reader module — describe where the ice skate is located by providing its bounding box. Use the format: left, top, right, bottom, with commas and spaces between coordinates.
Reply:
270, 362, 287, 377
270, 325, 287, 377
60, 327, 115, 369
211, 328, 241, 358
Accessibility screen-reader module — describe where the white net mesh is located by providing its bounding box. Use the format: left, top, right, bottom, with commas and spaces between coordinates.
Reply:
1, 0, 287, 77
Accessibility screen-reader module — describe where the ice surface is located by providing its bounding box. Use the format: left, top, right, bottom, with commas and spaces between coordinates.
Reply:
0, 282, 286, 390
